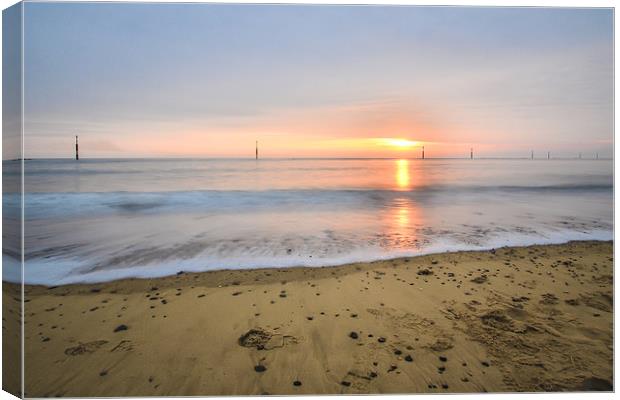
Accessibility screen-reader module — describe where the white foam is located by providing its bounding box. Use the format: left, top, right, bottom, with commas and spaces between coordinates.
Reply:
14, 228, 612, 286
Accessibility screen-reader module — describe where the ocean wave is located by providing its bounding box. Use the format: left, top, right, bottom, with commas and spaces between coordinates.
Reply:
12, 183, 612, 219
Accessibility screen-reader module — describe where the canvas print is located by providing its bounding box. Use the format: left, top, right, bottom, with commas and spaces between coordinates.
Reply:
2, 2, 614, 397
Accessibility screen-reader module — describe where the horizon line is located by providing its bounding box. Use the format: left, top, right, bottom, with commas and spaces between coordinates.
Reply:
5, 156, 613, 161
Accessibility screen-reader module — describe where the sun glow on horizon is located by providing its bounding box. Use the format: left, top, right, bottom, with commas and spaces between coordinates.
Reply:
377, 138, 421, 149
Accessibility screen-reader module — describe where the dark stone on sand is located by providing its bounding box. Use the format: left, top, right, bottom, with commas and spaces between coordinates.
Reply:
378, 337, 386, 343
471, 275, 488, 284
404, 355, 413, 362
254, 365, 267, 373
90, 288, 101, 293
349, 332, 359, 339
442, 384, 449, 389
293, 380, 302, 386
41, 337, 50, 342
340, 381, 351, 387
481, 361, 490, 367
417, 269, 433, 276
232, 291, 242, 296
99, 370, 108, 377
350, 313, 358, 318
394, 349, 402, 355
580, 377, 612, 391
439, 356, 447, 362
307, 316, 314, 321
369, 372, 378, 378
114, 324, 128, 333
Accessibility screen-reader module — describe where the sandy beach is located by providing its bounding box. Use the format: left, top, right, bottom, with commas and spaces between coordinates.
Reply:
4, 240, 613, 396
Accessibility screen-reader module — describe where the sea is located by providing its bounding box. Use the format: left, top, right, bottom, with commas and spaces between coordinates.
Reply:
2, 158, 613, 285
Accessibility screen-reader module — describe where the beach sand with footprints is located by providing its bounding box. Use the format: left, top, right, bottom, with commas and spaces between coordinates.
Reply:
3, 240, 613, 396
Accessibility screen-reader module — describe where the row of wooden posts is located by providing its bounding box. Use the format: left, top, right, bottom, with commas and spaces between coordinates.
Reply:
73, 138, 600, 161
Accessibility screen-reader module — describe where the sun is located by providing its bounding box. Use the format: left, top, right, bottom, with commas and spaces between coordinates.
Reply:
377, 138, 421, 149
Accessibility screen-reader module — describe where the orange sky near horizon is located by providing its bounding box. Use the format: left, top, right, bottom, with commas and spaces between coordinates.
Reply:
66, 101, 505, 159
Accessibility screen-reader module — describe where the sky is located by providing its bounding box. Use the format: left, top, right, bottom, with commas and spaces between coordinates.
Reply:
19, 3, 614, 158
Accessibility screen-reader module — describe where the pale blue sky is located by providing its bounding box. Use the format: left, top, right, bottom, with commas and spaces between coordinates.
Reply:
20, 3, 613, 158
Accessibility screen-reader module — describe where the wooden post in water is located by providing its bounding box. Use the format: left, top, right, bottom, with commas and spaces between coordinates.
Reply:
531, 150, 534, 160
596, 152, 599, 160
547, 151, 550, 160
255, 140, 258, 160
579, 152, 582, 159
75, 135, 79, 160
470, 148, 473, 160
422, 146, 425, 160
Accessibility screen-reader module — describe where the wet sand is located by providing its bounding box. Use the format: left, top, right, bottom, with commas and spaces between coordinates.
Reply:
4, 240, 613, 396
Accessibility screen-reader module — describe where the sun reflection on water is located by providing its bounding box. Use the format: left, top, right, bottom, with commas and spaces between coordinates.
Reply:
383, 159, 425, 249
396, 199, 410, 228
396, 159, 410, 189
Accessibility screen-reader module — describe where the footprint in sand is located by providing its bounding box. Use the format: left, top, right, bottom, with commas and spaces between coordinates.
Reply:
339, 369, 377, 392
111, 340, 134, 352
64, 340, 108, 356
238, 328, 299, 350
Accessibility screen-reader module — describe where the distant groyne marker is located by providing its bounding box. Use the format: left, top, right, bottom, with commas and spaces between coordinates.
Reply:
75, 135, 79, 160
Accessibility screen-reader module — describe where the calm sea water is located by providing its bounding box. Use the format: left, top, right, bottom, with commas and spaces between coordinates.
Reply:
3, 158, 613, 284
